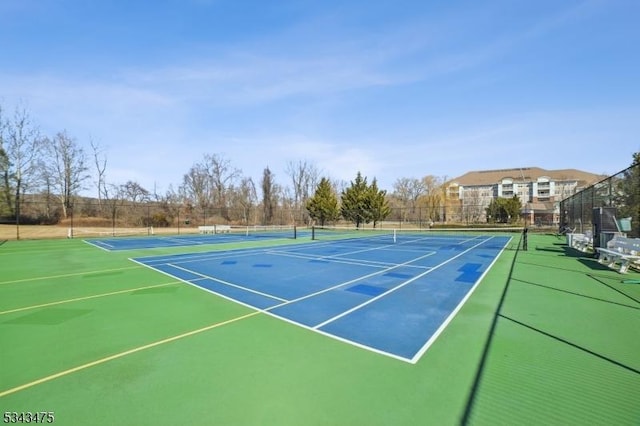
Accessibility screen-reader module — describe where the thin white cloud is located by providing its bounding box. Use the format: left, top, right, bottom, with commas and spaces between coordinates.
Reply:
0, 0, 632, 196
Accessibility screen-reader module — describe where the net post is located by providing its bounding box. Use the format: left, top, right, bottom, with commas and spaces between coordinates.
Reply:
312, 226, 316, 240
293, 225, 297, 239
523, 227, 528, 251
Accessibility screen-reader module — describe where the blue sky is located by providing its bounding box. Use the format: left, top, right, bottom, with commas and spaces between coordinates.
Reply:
1, 0, 638, 194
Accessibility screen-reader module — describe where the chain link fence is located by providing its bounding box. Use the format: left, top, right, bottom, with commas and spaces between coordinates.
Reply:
559, 163, 639, 237
1, 197, 532, 240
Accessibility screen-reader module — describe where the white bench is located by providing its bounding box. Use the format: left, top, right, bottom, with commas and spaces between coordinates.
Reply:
568, 231, 593, 252
198, 225, 215, 234
595, 236, 640, 274
198, 225, 231, 234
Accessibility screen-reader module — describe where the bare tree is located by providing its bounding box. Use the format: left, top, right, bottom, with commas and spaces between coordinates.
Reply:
461, 187, 483, 224
0, 106, 11, 216
181, 162, 211, 212
285, 160, 320, 204
419, 175, 446, 223
46, 131, 90, 218
101, 182, 126, 235
145, 184, 184, 229
392, 177, 426, 222
231, 177, 257, 225
286, 160, 320, 223
204, 153, 241, 219
36, 157, 56, 221
121, 180, 150, 203
2, 106, 44, 222
90, 139, 108, 208
0, 144, 10, 217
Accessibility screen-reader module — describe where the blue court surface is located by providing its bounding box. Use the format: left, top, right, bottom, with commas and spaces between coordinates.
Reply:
131, 232, 512, 363
85, 228, 297, 251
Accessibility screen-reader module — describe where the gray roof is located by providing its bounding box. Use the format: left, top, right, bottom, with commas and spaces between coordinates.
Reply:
448, 167, 605, 186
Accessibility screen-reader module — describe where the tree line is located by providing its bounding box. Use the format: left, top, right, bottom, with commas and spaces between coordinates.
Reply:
306, 172, 390, 228
9, 101, 632, 230
0, 102, 460, 229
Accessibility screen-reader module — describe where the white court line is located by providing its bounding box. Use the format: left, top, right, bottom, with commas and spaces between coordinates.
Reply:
140, 249, 272, 267
159, 236, 209, 245
167, 263, 288, 303
270, 247, 434, 270
130, 233, 501, 363
83, 239, 113, 252
256, 307, 412, 363
313, 236, 495, 330
129, 258, 283, 313
269, 233, 442, 267
267, 250, 395, 269
133, 245, 275, 263
264, 250, 438, 312
409, 236, 511, 363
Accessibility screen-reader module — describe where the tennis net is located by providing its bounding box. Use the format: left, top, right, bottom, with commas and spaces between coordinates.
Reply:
226, 225, 297, 239
70, 227, 154, 238
311, 225, 525, 248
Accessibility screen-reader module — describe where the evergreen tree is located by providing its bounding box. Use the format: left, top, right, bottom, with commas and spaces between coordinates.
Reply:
341, 172, 373, 228
486, 195, 522, 224
261, 167, 276, 225
614, 152, 640, 237
306, 177, 340, 226
369, 178, 391, 228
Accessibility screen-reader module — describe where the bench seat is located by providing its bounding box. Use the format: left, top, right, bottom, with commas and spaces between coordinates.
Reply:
568, 232, 593, 252
595, 237, 640, 274
198, 225, 231, 234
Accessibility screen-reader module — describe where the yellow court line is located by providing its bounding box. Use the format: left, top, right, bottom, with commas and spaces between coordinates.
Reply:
0, 311, 261, 398
0, 281, 182, 315
0, 266, 140, 286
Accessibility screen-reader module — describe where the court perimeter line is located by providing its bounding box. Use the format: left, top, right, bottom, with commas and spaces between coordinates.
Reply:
410, 237, 511, 363
0, 311, 261, 398
0, 282, 181, 316
134, 246, 273, 264
313, 236, 496, 330
0, 266, 140, 286
266, 250, 438, 313
169, 263, 289, 302
269, 250, 394, 269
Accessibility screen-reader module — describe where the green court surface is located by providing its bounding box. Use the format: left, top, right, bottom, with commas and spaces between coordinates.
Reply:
0, 233, 639, 425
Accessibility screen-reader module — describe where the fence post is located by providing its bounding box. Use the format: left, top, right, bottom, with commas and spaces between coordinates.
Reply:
70, 205, 74, 239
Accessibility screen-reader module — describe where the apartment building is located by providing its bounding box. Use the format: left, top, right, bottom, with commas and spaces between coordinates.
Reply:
445, 167, 604, 225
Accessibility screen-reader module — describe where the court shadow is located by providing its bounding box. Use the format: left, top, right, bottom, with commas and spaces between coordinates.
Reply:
498, 314, 640, 375
511, 277, 640, 310
577, 257, 611, 272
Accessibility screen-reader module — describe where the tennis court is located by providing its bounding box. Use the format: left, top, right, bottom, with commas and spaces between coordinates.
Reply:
85, 225, 298, 251
132, 229, 512, 362
1, 229, 639, 425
